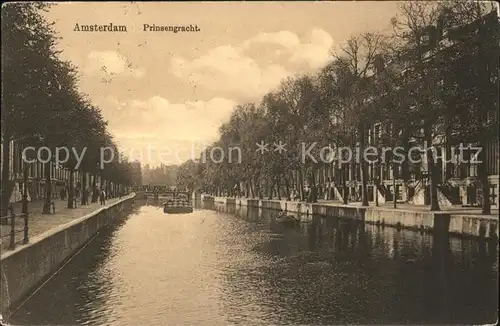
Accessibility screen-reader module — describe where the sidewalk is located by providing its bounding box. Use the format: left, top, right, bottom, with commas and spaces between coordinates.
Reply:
1, 197, 125, 253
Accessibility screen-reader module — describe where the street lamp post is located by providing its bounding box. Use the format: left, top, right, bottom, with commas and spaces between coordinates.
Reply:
421, 170, 429, 205
22, 162, 29, 214
91, 161, 99, 203
97, 160, 101, 193
393, 164, 397, 209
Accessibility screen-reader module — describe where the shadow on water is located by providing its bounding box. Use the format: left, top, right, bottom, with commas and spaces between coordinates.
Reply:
204, 201, 498, 325
9, 200, 498, 325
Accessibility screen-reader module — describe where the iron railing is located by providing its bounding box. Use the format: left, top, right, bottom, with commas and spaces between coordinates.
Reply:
0, 206, 29, 250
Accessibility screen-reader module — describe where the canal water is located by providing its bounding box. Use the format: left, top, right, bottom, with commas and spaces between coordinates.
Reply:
9, 200, 498, 325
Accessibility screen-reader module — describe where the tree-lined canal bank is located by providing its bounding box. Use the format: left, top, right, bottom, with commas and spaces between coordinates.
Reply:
8, 201, 498, 325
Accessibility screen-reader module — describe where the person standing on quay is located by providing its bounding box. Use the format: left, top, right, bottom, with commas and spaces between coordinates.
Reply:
100, 188, 106, 205
82, 187, 89, 205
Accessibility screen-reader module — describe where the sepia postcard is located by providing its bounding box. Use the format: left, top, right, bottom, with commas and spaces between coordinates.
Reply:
1, 1, 498, 325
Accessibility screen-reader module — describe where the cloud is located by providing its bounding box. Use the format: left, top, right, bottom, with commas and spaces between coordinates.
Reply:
170, 28, 334, 99
101, 95, 237, 165
86, 50, 145, 78
246, 28, 334, 70
242, 30, 301, 50
288, 29, 334, 69
171, 46, 288, 99
112, 95, 236, 141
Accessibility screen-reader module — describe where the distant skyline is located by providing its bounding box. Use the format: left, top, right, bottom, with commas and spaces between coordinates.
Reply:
44, 1, 401, 166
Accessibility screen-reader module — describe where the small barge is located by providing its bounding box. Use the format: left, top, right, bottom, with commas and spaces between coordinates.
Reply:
162, 191, 193, 214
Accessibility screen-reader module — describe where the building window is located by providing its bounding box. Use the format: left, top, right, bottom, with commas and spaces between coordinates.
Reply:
469, 163, 478, 177
491, 185, 497, 206
486, 110, 495, 125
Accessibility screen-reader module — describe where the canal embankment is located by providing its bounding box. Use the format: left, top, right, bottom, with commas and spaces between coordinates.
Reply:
0, 193, 136, 317
201, 195, 499, 239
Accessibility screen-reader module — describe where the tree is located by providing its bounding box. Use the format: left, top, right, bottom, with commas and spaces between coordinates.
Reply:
370, 57, 416, 208
1, 3, 57, 215
1, 4, 137, 213
392, 1, 498, 213
177, 159, 200, 193
439, 2, 498, 214
332, 33, 388, 206
391, 1, 446, 211
176, 1, 497, 215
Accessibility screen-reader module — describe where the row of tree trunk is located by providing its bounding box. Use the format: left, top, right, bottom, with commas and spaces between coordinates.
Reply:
203, 155, 492, 214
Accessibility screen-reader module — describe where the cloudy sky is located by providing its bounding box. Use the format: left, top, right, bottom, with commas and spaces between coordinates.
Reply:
44, 1, 400, 166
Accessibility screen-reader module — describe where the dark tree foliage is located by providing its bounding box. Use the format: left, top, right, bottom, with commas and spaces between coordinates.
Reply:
1, 3, 136, 214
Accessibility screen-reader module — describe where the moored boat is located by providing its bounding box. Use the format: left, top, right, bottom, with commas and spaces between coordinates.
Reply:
275, 211, 299, 227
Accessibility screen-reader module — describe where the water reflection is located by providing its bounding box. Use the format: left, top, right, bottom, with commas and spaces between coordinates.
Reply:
207, 202, 497, 324
9, 201, 498, 325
